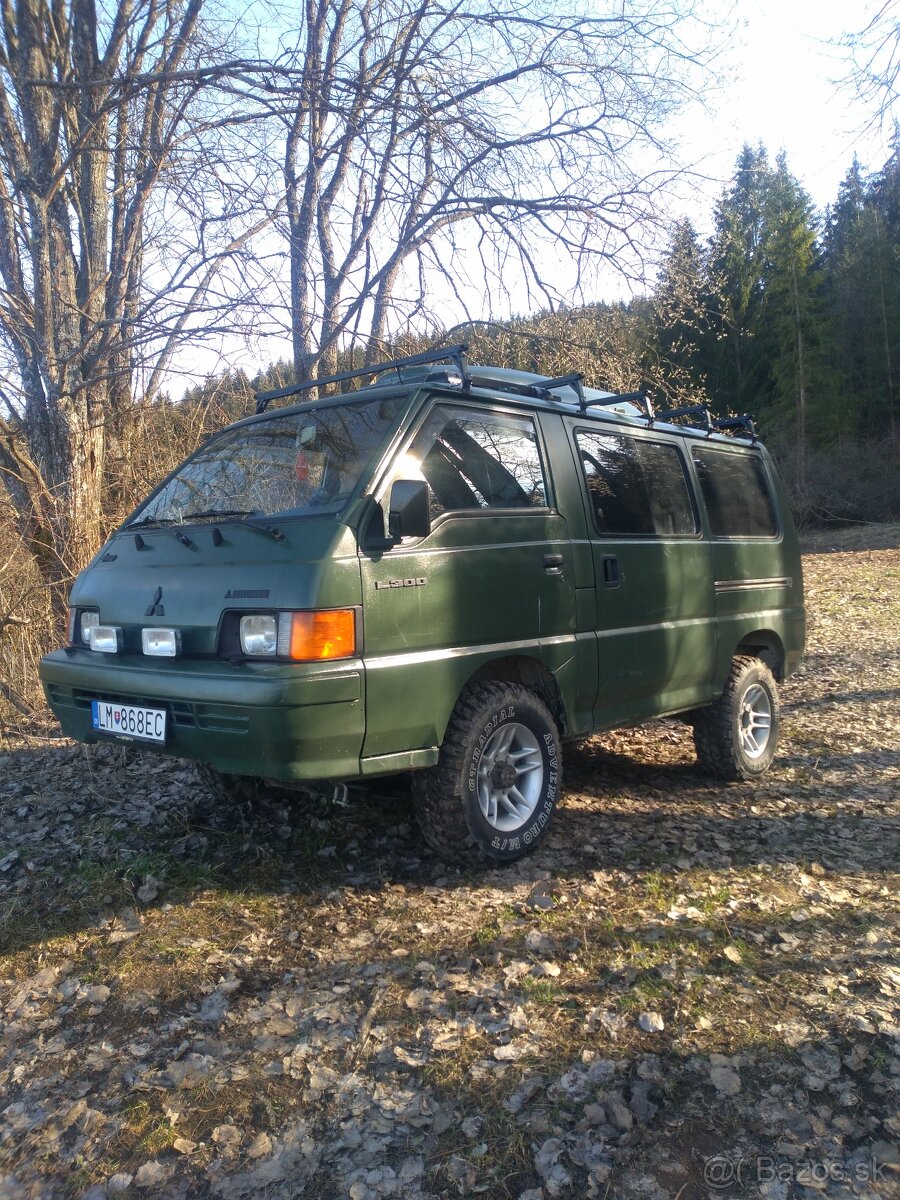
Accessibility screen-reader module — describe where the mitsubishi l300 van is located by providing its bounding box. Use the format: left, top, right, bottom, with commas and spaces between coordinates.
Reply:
40, 346, 805, 864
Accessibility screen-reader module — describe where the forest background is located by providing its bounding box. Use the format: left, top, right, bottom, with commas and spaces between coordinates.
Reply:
0, 0, 897, 723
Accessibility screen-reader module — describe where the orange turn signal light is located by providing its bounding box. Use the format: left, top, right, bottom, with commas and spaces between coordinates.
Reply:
286, 609, 356, 661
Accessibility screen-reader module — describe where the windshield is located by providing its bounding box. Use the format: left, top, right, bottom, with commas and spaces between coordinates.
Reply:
128, 396, 402, 527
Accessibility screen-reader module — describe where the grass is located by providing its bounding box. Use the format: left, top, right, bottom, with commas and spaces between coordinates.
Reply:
2, 528, 899, 1198
520, 977, 560, 1005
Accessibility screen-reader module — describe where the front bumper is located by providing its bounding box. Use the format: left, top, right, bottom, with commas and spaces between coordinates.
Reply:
39, 649, 364, 781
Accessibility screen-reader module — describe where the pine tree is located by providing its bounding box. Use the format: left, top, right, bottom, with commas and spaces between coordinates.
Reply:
866, 138, 900, 440
646, 220, 711, 404
759, 154, 835, 483
823, 143, 900, 442
706, 145, 771, 412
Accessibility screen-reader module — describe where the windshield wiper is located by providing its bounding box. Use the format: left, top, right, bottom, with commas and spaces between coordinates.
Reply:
126, 515, 183, 529
180, 508, 260, 521
127, 509, 259, 529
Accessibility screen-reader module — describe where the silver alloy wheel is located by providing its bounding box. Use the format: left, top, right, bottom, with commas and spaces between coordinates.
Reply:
739, 683, 772, 759
476, 721, 544, 832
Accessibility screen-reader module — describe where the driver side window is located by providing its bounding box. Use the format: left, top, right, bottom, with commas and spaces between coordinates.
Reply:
405, 406, 548, 518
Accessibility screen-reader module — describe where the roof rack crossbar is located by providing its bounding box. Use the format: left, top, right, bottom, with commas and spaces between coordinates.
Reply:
254, 344, 470, 413
581, 390, 653, 420
656, 402, 713, 435
541, 372, 586, 410
712, 414, 757, 442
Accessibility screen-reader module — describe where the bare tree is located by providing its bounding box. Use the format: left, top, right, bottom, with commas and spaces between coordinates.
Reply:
254, 0, 718, 383
0, 0, 269, 590
843, 1, 900, 130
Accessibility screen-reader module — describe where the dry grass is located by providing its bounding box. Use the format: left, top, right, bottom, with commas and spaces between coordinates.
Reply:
0, 526, 898, 1198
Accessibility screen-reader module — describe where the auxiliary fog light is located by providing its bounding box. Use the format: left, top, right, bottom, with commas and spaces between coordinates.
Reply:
142, 627, 180, 657
88, 625, 123, 654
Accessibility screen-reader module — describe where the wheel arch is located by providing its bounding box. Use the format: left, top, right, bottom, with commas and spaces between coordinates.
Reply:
465, 655, 568, 737
732, 630, 786, 681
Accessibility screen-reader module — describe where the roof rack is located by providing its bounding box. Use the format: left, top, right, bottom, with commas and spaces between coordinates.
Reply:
712, 414, 757, 442
537, 375, 655, 422
655, 402, 757, 443
255, 344, 471, 413
584, 389, 655, 423
253, 347, 756, 442
656, 402, 713, 433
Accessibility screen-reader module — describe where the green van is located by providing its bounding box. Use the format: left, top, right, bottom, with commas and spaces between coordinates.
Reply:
39, 346, 805, 864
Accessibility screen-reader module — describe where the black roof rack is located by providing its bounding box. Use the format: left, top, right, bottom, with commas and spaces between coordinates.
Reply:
712, 414, 757, 442
253, 346, 756, 442
656, 402, 713, 433
527, 374, 656, 422
655, 402, 757, 443
581, 389, 655, 423
255, 344, 471, 413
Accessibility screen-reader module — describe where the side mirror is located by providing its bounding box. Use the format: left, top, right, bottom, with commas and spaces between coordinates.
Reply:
388, 479, 431, 540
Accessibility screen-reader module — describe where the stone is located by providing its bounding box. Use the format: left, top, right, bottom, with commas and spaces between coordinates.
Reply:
133, 1161, 172, 1189
247, 1132, 273, 1159
638, 1011, 664, 1033
709, 1065, 741, 1096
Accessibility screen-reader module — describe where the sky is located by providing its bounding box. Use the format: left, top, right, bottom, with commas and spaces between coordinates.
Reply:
677, 0, 894, 219
167, 0, 900, 386
479, 0, 899, 314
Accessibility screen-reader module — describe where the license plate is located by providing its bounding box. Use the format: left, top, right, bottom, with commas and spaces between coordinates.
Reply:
91, 700, 167, 744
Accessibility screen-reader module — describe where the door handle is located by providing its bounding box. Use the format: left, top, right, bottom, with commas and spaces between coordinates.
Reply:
543, 553, 564, 574
602, 555, 621, 586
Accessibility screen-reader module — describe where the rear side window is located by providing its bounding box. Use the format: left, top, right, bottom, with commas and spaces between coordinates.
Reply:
575, 430, 697, 537
408, 407, 548, 517
691, 448, 778, 538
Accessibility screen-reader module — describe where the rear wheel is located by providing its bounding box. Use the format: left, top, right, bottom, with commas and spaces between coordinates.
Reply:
693, 655, 780, 780
412, 681, 562, 865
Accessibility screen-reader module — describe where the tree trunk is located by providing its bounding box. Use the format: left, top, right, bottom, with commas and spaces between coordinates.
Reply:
791, 259, 807, 491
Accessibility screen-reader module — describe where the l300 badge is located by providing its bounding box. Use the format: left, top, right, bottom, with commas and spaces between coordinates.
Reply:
375, 577, 428, 589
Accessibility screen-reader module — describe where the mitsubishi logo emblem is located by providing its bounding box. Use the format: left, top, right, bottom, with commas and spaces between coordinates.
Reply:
145, 587, 165, 617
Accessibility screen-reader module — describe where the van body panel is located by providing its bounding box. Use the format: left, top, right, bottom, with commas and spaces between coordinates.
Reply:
40, 649, 364, 779
560, 418, 719, 726
588, 537, 719, 725
693, 448, 805, 684
359, 509, 577, 757
535, 412, 599, 733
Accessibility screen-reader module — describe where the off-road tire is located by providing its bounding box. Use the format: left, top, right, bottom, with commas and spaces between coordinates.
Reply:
412, 681, 562, 866
693, 655, 781, 780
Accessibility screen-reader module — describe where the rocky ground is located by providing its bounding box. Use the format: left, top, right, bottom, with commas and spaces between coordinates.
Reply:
0, 527, 898, 1200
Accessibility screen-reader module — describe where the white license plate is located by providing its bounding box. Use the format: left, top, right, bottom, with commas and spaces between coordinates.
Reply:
91, 700, 167, 744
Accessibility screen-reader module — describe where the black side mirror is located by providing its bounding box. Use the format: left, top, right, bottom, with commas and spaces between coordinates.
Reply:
388, 479, 431, 540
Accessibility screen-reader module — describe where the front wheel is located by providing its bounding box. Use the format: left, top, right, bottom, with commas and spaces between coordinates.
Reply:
693, 655, 781, 780
412, 681, 562, 865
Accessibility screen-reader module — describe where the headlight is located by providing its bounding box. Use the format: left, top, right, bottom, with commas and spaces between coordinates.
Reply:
80, 611, 100, 644
240, 614, 277, 656
235, 610, 356, 660
88, 625, 123, 654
